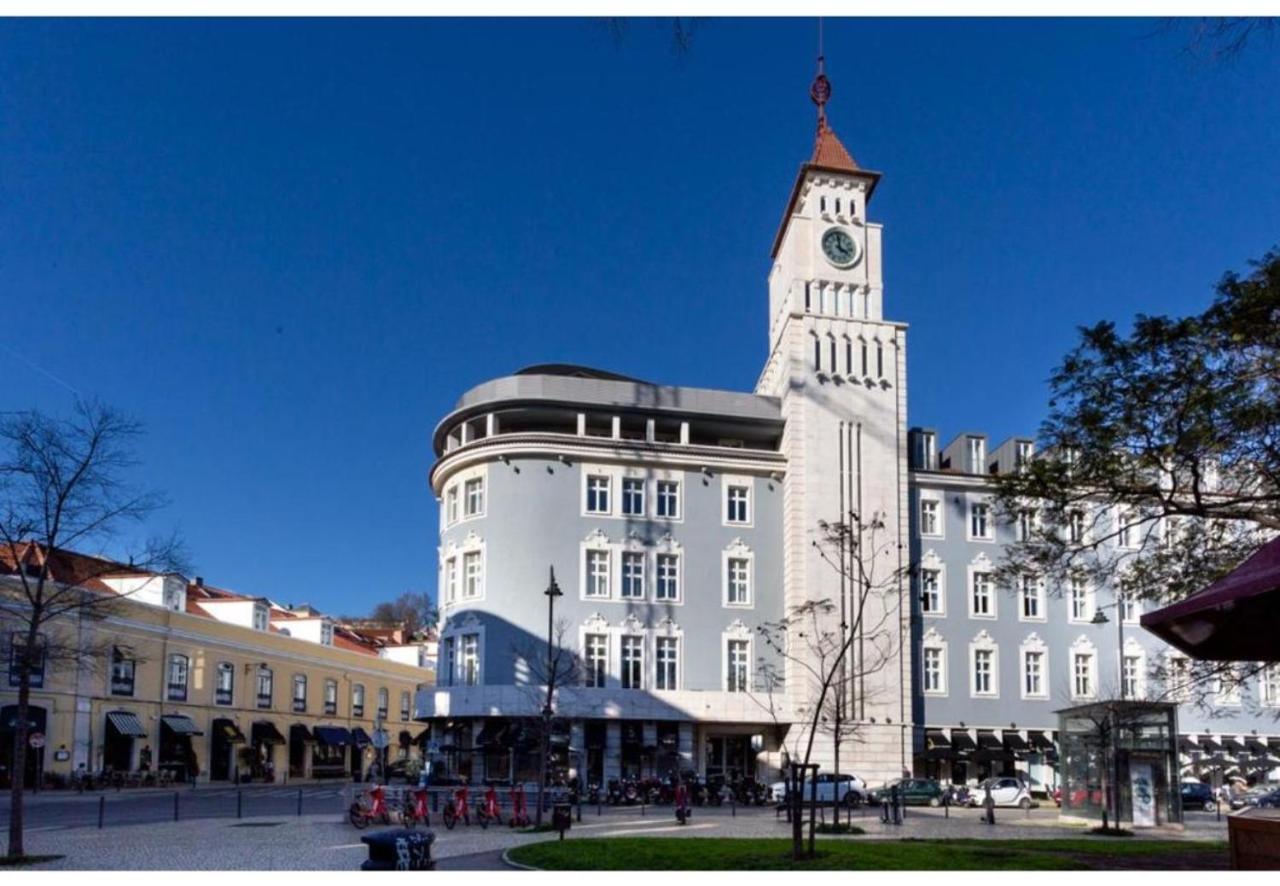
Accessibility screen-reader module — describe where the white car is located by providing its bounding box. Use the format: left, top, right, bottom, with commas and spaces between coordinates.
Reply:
770, 773, 869, 807
972, 776, 1034, 809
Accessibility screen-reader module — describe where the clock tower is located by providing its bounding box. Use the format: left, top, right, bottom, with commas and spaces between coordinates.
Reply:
755, 57, 912, 784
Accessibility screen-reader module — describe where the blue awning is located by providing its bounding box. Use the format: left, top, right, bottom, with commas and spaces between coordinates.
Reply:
350, 727, 372, 747
313, 726, 351, 746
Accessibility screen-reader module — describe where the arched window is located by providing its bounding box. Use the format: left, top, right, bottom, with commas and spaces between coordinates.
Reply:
256, 667, 273, 709
352, 683, 365, 718
292, 674, 307, 713
377, 687, 389, 719
844, 336, 853, 375
828, 335, 837, 373
166, 653, 189, 702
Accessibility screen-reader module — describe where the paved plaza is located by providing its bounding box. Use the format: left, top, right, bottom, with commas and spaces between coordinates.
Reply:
10, 802, 1231, 870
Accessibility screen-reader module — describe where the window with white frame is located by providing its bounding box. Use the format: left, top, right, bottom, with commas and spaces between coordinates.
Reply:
969, 502, 992, 540
464, 477, 484, 517
621, 635, 643, 689
377, 686, 389, 719
442, 638, 455, 688
1262, 665, 1280, 707
622, 478, 644, 516
656, 636, 679, 690
1072, 651, 1095, 699
584, 634, 607, 688
1015, 441, 1034, 473
726, 557, 751, 606
463, 551, 483, 598
586, 549, 610, 598
1121, 596, 1139, 623
445, 557, 458, 602
292, 674, 307, 713
166, 653, 189, 702
920, 568, 943, 615
351, 682, 364, 716
1122, 653, 1142, 698
1069, 576, 1092, 622
1216, 668, 1242, 705
726, 485, 750, 524
1068, 510, 1085, 543
1015, 509, 1039, 542
968, 436, 986, 473
920, 498, 941, 537
972, 648, 995, 696
922, 645, 946, 694
324, 678, 338, 715
621, 551, 645, 599
1023, 650, 1045, 698
1020, 575, 1044, 621
656, 480, 680, 519
400, 690, 411, 721
586, 475, 611, 514
461, 633, 479, 686
252, 604, 269, 631
656, 553, 680, 602
970, 570, 994, 618
446, 486, 459, 525
726, 639, 749, 692
213, 661, 233, 705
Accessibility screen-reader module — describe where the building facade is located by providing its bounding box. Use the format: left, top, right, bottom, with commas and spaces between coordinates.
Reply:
417, 76, 1280, 793
2, 547, 433, 788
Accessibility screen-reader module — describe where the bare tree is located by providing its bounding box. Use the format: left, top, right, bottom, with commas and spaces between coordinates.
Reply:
752, 511, 904, 859
509, 614, 579, 828
0, 401, 184, 860
356, 591, 438, 637
1160, 17, 1278, 62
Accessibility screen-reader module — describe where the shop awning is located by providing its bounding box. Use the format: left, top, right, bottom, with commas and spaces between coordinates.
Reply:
475, 722, 509, 747
413, 728, 431, 747
1245, 737, 1269, 755
251, 721, 286, 745
1003, 732, 1030, 754
1199, 736, 1224, 754
350, 727, 372, 747
924, 729, 952, 759
1179, 735, 1200, 754
290, 724, 315, 743
950, 729, 977, 754
106, 711, 148, 738
1222, 736, 1246, 755
213, 719, 246, 742
313, 725, 351, 746
1027, 730, 1056, 752
1270, 737, 1280, 753
160, 714, 203, 736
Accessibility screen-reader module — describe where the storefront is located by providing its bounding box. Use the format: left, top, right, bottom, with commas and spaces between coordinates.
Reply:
248, 720, 285, 781
312, 725, 350, 778
288, 724, 314, 779
103, 709, 147, 773
209, 718, 245, 781
158, 714, 203, 783
350, 726, 372, 780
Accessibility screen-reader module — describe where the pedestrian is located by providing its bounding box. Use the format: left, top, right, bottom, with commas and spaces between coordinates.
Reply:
982, 782, 996, 825
139, 744, 152, 773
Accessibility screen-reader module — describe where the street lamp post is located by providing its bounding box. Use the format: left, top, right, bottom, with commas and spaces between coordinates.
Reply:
1092, 595, 1127, 830
536, 566, 563, 827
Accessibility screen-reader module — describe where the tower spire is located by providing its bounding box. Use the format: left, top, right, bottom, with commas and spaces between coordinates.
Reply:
807, 45, 858, 173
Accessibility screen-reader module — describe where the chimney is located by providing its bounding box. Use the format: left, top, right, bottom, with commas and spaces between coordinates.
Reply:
194, 576, 204, 587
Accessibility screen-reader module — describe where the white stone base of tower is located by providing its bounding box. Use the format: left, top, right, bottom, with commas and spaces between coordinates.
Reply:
782, 722, 911, 787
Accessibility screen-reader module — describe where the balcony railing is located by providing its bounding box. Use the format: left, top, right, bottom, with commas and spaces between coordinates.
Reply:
167, 683, 187, 702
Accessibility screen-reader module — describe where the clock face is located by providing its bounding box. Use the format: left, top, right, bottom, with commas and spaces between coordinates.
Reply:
822, 228, 858, 267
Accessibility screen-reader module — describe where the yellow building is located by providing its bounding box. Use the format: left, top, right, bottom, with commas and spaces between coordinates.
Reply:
2, 546, 433, 786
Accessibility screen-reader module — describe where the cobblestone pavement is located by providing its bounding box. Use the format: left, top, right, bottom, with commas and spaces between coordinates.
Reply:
16, 804, 1230, 870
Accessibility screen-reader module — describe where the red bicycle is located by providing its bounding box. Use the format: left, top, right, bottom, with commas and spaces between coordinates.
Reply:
348, 784, 391, 829
442, 786, 471, 829
400, 787, 431, 828
508, 783, 531, 828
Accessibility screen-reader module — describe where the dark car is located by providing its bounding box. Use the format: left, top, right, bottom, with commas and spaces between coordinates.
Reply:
871, 777, 944, 807
1180, 782, 1217, 812
1254, 788, 1280, 809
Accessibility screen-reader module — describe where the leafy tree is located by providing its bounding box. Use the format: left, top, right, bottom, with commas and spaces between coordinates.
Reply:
0, 401, 183, 860
992, 249, 1280, 712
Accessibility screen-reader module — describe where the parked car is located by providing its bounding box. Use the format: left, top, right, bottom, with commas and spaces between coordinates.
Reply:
1180, 781, 1218, 812
870, 777, 945, 807
972, 777, 1033, 809
769, 772, 869, 807
1252, 787, 1280, 809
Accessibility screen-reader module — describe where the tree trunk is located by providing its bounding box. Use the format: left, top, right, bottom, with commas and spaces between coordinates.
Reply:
534, 714, 549, 828
833, 736, 840, 828
808, 768, 818, 858
7, 674, 31, 859
790, 766, 804, 860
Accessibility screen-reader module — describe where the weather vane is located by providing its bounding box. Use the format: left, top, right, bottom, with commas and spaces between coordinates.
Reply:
809, 18, 831, 126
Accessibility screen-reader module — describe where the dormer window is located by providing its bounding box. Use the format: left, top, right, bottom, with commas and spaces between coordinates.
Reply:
252, 604, 269, 632
320, 620, 334, 646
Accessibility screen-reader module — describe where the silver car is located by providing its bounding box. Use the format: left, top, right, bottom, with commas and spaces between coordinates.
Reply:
770, 772, 869, 807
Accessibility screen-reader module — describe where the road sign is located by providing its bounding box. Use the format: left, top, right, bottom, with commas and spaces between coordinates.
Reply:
371, 729, 390, 750
28, 731, 46, 749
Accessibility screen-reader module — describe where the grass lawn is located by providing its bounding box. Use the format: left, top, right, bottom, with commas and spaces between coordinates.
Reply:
508, 837, 1229, 871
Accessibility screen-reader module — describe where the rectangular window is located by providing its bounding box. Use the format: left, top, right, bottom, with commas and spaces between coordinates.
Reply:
446, 486, 459, 525
1122, 655, 1141, 698
586, 475, 611, 514
970, 503, 991, 539
923, 647, 944, 693
463, 551, 482, 598
727, 640, 749, 693
442, 639, 455, 688
1262, 666, 1280, 707
1073, 653, 1093, 698
920, 499, 940, 536
971, 572, 993, 617
584, 634, 607, 688
377, 687, 389, 719
464, 477, 484, 517
726, 485, 750, 524
920, 569, 942, 614
1070, 577, 1091, 621
1015, 441, 1034, 473
1068, 510, 1085, 543
400, 690, 411, 721
656, 480, 680, 519
621, 552, 645, 599
351, 683, 364, 717
252, 605, 269, 631
656, 553, 680, 601
656, 636, 678, 690
110, 647, 136, 697
257, 668, 274, 709
727, 557, 750, 606
1024, 651, 1044, 697
292, 674, 308, 713
214, 662, 234, 706
968, 436, 986, 473
1121, 596, 1139, 622
461, 635, 479, 686
1015, 509, 1038, 542
167, 653, 189, 702
621, 478, 645, 516
621, 635, 643, 689
324, 679, 338, 715
586, 550, 610, 598
1020, 575, 1043, 620
8, 634, 46, 689
972, 648, 993, 695
446, 557, 458, 602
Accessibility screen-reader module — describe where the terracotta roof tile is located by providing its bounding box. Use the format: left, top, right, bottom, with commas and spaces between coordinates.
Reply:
812, 121, 859, 172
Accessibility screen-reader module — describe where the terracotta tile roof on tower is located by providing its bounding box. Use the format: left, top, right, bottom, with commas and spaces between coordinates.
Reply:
812, 121, 859, 172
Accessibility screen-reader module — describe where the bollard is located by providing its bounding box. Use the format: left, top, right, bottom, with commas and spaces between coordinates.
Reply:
237, 790, 243, 819
98, 795, 105, 829
173, 791, 180, 822
297, 788, 303, 816
576, 798, 581, 823
432, 790, 439, 813
732, 793, 736, 817
598, 796, 602, 816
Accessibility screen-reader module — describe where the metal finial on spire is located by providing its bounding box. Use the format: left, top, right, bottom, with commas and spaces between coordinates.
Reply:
809, 18, 831, 127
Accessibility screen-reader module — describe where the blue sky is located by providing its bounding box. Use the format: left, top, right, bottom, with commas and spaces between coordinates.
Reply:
2, 18, 1277, 616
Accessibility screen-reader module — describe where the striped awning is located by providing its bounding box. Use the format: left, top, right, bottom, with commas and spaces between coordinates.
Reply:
160, 714, 203, 736
106, 711, 148, 738
290, 724, 315, 743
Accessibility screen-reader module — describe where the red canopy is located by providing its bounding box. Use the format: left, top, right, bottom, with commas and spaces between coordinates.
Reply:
1141, 536, 1280, 661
